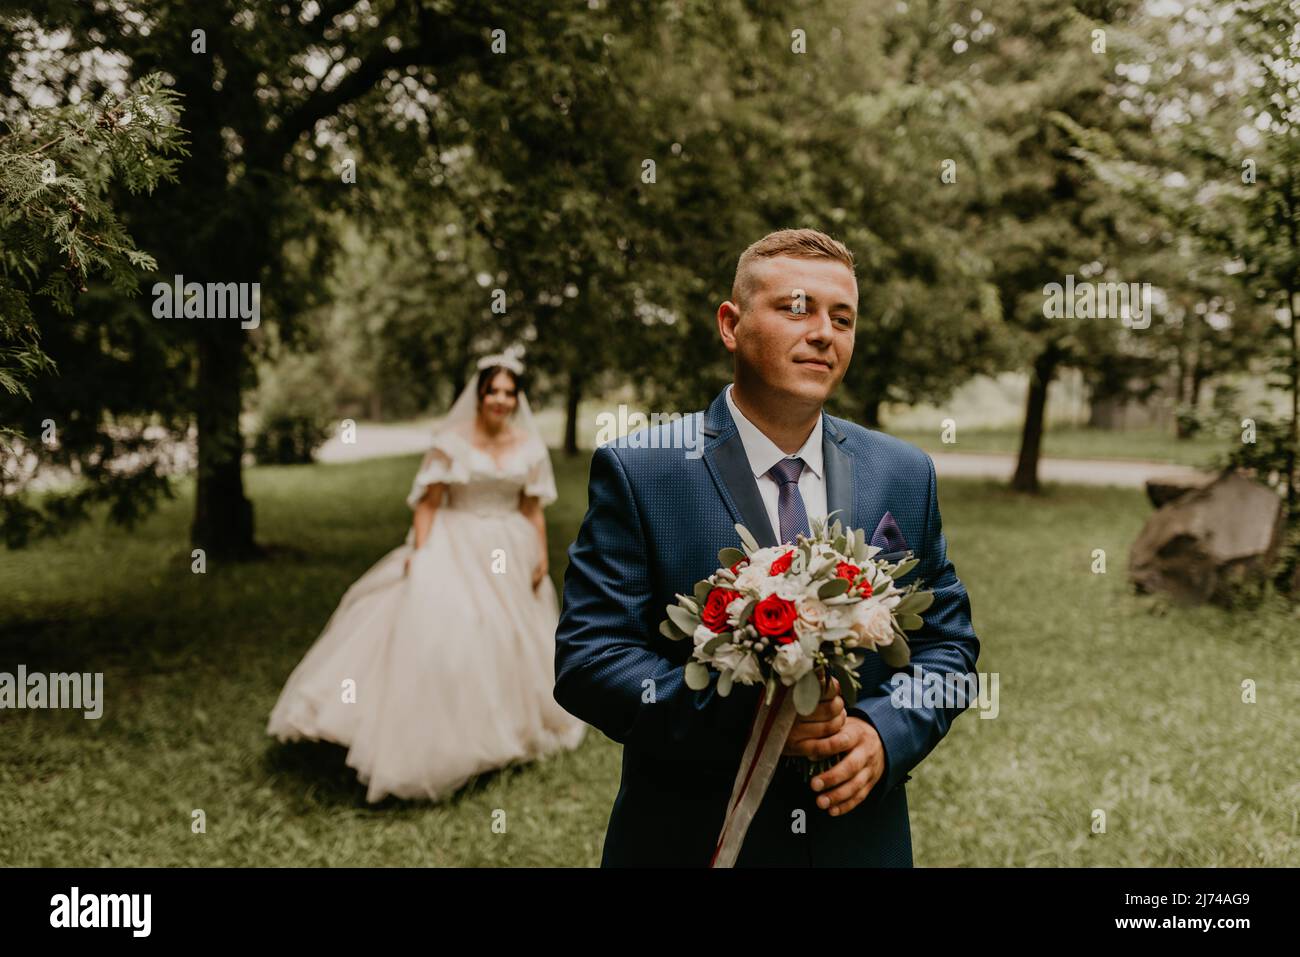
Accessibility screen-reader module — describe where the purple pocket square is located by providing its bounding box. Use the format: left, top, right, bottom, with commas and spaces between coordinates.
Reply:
869, 511, 910, 554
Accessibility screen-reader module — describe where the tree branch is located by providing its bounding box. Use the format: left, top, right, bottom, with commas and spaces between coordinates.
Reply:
265, 6, 486, 162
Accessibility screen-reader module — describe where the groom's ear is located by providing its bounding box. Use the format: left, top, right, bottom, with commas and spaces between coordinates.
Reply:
717, 300, 742, 353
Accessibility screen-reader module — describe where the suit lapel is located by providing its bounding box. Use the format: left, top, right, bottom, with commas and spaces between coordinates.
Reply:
701, 390, 777, 547
700, 387, 858, 547
822, 415, 857, 535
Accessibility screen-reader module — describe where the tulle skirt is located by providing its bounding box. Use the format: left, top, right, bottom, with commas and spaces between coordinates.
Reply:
266, 505, 587, 802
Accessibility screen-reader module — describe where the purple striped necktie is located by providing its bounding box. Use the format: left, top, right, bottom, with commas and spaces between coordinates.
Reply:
766, 456, 811, 545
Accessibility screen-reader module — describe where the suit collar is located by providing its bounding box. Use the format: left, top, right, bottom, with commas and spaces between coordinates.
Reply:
723, 383, 823, 480
700, 385, 856, 547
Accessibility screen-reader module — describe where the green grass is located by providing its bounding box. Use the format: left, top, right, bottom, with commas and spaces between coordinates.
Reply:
889, 425, 1226, 468
1, 452, 1297, 866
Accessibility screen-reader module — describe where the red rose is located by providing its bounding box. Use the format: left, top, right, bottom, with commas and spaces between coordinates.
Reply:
752, 594, 797, 642
768, 550, 795, 576
835, 560, 872, 597
701, 587, 739, 632
729, 557, 749, 575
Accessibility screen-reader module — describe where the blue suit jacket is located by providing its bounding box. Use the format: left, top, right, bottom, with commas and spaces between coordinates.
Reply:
553, 387, 980, 866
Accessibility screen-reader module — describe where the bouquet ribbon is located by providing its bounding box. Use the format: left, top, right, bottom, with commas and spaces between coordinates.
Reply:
710, 684, 799, 868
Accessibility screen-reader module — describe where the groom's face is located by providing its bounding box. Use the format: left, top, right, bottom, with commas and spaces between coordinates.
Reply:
719, 255, 857, 406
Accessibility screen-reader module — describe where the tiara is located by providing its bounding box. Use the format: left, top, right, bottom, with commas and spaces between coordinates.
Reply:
476, 353, 525, 374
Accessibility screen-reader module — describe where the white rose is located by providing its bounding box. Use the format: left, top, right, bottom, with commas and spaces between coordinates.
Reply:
797, 597, 828, 627
794, 597, 827, 642
733, 563, 766, 593
712, 642, 746, 673
724, 596, 750, 629
850, 598, 895, 649
730, 652, 763, 685
773, 574, 811, 601
772, 640, 814, 685
693, 622, 718, 656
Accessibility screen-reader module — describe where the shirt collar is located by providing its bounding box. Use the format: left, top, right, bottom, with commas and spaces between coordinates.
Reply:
724, 383, 824, 481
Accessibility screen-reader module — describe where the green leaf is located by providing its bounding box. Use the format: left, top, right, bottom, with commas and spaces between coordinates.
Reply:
718, 547, 746, 568
880, 637, 910, 668
899, 612, 924, 631
717, 670, 734, 697
676, 594, 700, 615
794, 670, 822, 715
693, 579, 713, 603
735, 523, 759, 553
818, 577, 850, 598
666, 604, 700, 635
659, 619, 687, 641
889, 558, 920, 580
736, 598, 757, 626
830, 662, 859, 702
895, 590, 935, 616
684, 661, 710, 690
808, 555, 835, 579
702, 630, 731, 655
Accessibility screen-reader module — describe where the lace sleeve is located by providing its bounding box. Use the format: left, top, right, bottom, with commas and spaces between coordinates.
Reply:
406, 434, 470, 510
522, 439, 558, 508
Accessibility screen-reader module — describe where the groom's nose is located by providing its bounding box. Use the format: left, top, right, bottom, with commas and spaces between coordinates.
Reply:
805, 308, 835, 345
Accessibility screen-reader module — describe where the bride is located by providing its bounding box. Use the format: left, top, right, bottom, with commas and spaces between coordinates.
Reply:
266, 353, 586, 802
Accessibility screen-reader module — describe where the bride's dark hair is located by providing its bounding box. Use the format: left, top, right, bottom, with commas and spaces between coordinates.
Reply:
475, 364, 525, 410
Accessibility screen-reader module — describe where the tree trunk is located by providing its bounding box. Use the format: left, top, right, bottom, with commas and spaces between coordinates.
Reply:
862, 395, 881, 429
564, 369, 583, 456
1288, 285, 1298, 515
191, 326, 257, 558
1012, 348, 1059, 493
1088, 393, 1122, 429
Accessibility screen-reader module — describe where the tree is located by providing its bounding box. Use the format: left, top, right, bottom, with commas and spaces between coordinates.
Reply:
2, 0, 532, 557
0, 70, 185, 545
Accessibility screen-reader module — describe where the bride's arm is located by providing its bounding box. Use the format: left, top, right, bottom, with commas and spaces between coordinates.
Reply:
406, 483, 446, 573
519, 493, 549, 589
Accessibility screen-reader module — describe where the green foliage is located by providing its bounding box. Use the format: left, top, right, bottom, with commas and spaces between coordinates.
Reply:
3, 458, 1297, 865
0, 72, 185, 401
250, 352, 336, 465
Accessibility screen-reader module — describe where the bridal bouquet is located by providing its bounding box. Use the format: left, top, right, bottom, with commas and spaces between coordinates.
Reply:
658, 511, 933, 866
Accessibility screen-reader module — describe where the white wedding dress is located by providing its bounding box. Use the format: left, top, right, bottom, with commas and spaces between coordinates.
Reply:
266, 424, 587, 803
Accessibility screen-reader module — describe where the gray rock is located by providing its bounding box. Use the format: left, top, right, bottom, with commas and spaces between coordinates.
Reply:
1145, 472, 1215, 508
1130, 468, 1285, 605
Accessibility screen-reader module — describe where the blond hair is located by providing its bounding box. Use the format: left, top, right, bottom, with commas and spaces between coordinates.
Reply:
730, 228, 856, 310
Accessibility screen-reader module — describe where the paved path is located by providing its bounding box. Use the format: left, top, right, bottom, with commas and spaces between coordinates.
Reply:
319, 421, 1211, 489
927, 450, 1210, 488
316, 420, 440, 463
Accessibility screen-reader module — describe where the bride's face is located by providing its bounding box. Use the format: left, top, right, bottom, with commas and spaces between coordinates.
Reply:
479, 370, 519, 427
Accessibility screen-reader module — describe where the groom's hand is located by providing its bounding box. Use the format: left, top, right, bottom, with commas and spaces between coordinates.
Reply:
781, 676, 846, 758
810, 716, 886, 817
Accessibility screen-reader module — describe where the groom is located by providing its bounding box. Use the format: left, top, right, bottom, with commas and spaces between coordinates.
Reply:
554, 228, 979, 866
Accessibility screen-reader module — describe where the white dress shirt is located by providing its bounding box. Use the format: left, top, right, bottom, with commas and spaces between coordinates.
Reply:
724, 383, 827, 541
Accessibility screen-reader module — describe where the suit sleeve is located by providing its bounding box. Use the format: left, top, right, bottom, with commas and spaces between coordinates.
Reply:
553, 445, 760, 762
847, 453, 980, 798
